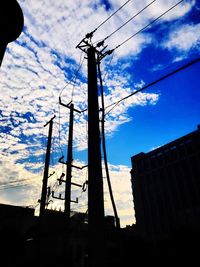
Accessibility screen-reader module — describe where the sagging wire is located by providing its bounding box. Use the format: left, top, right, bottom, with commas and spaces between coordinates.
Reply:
105, 57, 200, 116
57, 52, 85, 160
113, 0, 185, 51
97, 56, 120, 229
59, 51, 84, 98
86, 0, 133, 39
103, 0, 156, 42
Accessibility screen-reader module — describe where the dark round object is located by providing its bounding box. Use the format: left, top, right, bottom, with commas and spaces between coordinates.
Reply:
0, 0, 24, 43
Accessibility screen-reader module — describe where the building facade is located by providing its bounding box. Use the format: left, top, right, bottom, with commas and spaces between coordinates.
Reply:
131, 126, 200, 241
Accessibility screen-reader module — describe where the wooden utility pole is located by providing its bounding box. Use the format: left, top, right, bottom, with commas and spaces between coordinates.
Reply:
59, 98, 82, 219
39, 115, 55, 216
65, 103, 74, 220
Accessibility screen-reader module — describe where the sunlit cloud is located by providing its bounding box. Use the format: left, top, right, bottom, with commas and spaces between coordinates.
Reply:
163, 23, 200, 52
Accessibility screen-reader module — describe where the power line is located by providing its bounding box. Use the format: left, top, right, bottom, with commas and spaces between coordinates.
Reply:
58, 53, 85, 157
114, 0, 185, 51
0, 182, 34, 190
98, 58, 120, 229
105, 57, 200, 115
87, 0, 133, 37
59, 51, 84, 98
103, 0, 156, 42
0, 177, 38, 187
71, 53, 85, 102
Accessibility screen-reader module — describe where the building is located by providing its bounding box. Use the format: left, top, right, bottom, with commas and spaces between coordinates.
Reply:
131, 125, 200, 242
0, 203, 35, 266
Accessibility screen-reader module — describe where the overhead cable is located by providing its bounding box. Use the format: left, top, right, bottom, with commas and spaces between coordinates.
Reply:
0, 177, 37, 186
59, 51, 84, 98
97, 57, 120, 229
114, 0, 185, 50
0, 183, 33, 190
87, 0, 132, 38
105, 57, 200, 115
104, 0, 156, 41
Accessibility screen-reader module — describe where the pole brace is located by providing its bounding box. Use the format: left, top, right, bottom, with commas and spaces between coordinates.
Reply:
58, 156, 66, 165
72, 164, 88, 170
71, 197, 78, 204
52, 191, 78, 203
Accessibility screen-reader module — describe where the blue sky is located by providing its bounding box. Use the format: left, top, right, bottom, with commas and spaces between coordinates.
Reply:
0, 0, 199, 226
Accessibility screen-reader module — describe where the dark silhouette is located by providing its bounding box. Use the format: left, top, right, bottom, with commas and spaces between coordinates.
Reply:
0, 0, 24, 66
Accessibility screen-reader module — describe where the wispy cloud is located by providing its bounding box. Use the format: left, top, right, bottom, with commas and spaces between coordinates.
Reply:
163, 23, 200, 52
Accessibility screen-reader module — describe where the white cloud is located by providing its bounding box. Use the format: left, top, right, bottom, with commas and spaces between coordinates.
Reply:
144, 0, 195, 21
164, 23, 200, 52
0, 155, 135, 226
103, 164, 135, 226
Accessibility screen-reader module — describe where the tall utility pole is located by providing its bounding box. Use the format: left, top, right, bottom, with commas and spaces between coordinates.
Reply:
87, 46, 105, 231
59, 98, 82, 220
77, 40, 105, 267
39, 115, 56, 216
65, 103, 74, 220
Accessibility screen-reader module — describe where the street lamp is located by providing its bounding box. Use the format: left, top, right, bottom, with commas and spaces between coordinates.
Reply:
0, 0, 24, 66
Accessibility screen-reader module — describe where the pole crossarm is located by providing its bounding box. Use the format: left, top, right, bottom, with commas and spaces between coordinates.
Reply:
52, 191, 65, 200
72, 164, 88, 170
59, 97, 81, 113
76, 38, 113, 62
58, 156, 87, 170
52, 191, 78, 204
43, 115, 56, 127
57, 178, 82, 188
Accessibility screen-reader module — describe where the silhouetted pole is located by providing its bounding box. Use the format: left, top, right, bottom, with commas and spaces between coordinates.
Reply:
0, 1, 24, 66
65, 103, 74, 220
87, 46, 105, 267
39, 115, 55, 216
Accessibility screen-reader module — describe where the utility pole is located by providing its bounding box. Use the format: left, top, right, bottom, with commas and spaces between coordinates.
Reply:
65, 103, 74, 220
59, 98, 82, 220
39, 115, 56, 216
77, 39, 106, 267
87, 45, 105, 247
